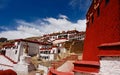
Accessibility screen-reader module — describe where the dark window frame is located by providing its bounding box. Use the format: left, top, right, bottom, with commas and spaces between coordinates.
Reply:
92, 15, 94, 23
15, 50, 17, 54
97, 6, 100, 16
105, 0, 110, 5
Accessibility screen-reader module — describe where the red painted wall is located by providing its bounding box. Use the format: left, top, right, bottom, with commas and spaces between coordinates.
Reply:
83, 0, 120, 61
0, 69, 17, 75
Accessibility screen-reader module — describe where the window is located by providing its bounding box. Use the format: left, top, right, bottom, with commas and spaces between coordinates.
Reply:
45, 51, 47, 54
48, 51, 50, 54
46, 56, 49, 59
92, 15, 94, 23
105, 0, 109, 5
15, 50, 17, 54
97, 6, 100, 16
45, 57, 46, 59
53, 50, 55, 53
17, 42, 20, 45
87, 21, 89, 27
58, 49, 60, 53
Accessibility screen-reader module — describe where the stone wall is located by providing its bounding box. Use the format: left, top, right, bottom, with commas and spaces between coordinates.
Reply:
99, 56, 120, 75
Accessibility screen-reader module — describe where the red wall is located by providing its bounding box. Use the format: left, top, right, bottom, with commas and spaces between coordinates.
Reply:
0, 69, 17, 75
83, 0, 120, 61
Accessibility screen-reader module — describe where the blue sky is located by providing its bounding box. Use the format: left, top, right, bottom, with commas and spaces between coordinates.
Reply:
0, 0, 91, 40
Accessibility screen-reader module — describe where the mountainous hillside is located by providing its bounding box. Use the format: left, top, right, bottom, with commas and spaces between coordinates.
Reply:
63, 40, 84, 54
0, 40, 14, 49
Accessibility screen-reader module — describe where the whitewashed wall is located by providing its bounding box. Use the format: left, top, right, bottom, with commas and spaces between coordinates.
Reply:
14, 64, 28, 75
51, 47, 58, 53
99, 56, 120, 75
5, 48, 19, 62
38, 65, 49, 75
0, 55, 14, 70
60, 47, 66, 53
0, 65, 13, 70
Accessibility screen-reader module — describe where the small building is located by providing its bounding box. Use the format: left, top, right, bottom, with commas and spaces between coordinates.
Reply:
48, 30, 85, 42
2, 39, 39, 63
39, 45, 58, 61
0, 39, 40, 74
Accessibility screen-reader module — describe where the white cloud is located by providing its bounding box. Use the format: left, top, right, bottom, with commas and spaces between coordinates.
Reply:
0, 15, 86, 40
59, 14, 68, 19
0, 31, 34, 40
17, 25, 42, 35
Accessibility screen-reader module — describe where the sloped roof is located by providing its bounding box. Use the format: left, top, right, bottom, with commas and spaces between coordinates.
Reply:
15, 39, 40, 44
0, 55, 17, 67
2, 43, 15, 48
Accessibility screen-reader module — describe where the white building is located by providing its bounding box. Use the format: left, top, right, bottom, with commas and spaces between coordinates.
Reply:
39, 45, 58, 61
0, 39, 40, 74
37, 64, 49, 75
48, 30, 85, 42
2, 39, 39, 63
